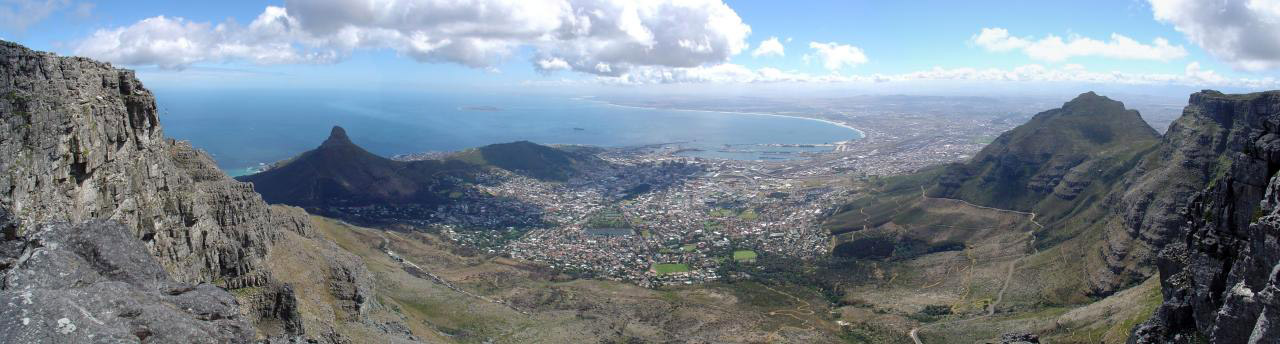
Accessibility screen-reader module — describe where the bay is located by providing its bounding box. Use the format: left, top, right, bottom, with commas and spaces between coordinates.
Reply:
153, 89, 862, 175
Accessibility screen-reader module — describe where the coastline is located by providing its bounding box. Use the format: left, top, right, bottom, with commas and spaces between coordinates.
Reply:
223, 98, 866, 174
587, 99, 867, 141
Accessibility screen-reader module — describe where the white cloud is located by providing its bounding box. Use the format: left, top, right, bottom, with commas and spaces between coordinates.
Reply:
808, 41, 868, 71
588, 60, 1276, 89
73, 0, 751, 76
971, 27, 1187, 62
536, 57, 571, 71
0, 0, 69, 32
73, 10, 339, 69
971, 28, 1028, 52
1183, 61, 1227, 84
1149, 0, 1280, 71
751, 36, 784, 57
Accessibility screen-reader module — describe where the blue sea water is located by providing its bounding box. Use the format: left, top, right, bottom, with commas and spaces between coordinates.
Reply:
153, 89, 862, 175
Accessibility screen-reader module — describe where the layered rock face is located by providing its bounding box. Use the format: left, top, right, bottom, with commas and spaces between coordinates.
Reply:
0, 39, 282, 285
0, 41, 405, 342
1128, 91, 1280, 343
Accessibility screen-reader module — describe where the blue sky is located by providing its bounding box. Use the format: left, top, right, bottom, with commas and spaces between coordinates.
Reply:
3, 0, 1278, 94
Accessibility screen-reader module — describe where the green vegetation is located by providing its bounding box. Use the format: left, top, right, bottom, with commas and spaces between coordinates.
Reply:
228, 286, 262, 298
732, 250, 758, 262
652, 263, 690, 275
681, 244, 698, 252
721, 281, 794, 308
3, 90, 28, 103
452, 140, 602, 181
839, 322, 913, 344
1207, 154, 1234, 189
708, 208, 735, 218
707, 207, 759, 221
585, 208, 630, 229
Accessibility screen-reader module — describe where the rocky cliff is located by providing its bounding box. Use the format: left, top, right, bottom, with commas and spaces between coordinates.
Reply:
1128, 91, 1280, 343
0, 41, 410, 342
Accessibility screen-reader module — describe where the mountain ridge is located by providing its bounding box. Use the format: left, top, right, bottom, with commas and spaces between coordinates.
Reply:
239, 125, 601, 210
929, 91, 1161, 212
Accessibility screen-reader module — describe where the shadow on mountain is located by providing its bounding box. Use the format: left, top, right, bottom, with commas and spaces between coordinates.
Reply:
238, 126, 600, 229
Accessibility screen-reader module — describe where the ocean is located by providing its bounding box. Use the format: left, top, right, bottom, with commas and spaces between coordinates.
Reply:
153, 89, 862, 176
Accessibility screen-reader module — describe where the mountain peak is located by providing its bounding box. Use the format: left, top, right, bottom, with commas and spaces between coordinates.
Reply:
322, 126, 353, 147
1065, 91, 1110, 105
1059, 91, 1131, 117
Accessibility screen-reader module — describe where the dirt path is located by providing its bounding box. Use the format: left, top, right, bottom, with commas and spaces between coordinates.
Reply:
987, 229, 1036, 316
761, 283, 820, 340
909, 186, 1043, 342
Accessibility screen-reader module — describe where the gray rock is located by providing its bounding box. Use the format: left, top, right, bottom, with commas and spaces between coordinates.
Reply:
0, 220, 253, 343
1130, 90, 1280, 343
999, 331, 1039, 344
0, 40, 407, 342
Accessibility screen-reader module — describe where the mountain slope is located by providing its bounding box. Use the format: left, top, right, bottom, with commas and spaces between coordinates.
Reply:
453, 140, 604, 182
821, 90, 1280, 342
239, 126, 478, 207
929, 91, 1161, 212
238, 126, 601, 209
816, 91, 1196, 342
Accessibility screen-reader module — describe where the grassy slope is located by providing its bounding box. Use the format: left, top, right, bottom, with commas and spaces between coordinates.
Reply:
309, 215, 854, 343
822, 171, 1159, 343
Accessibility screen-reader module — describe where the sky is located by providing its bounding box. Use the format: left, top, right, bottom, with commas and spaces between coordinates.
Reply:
3, 0, 1280, 96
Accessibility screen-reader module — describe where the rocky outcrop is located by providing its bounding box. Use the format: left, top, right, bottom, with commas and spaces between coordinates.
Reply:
0, 220, 253, 343
1128, 91, 1280, 343
0, 39, 280, 285
999, 332, 1040, 344
0, 41, 408, 342
1085, 91, 1260, 295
